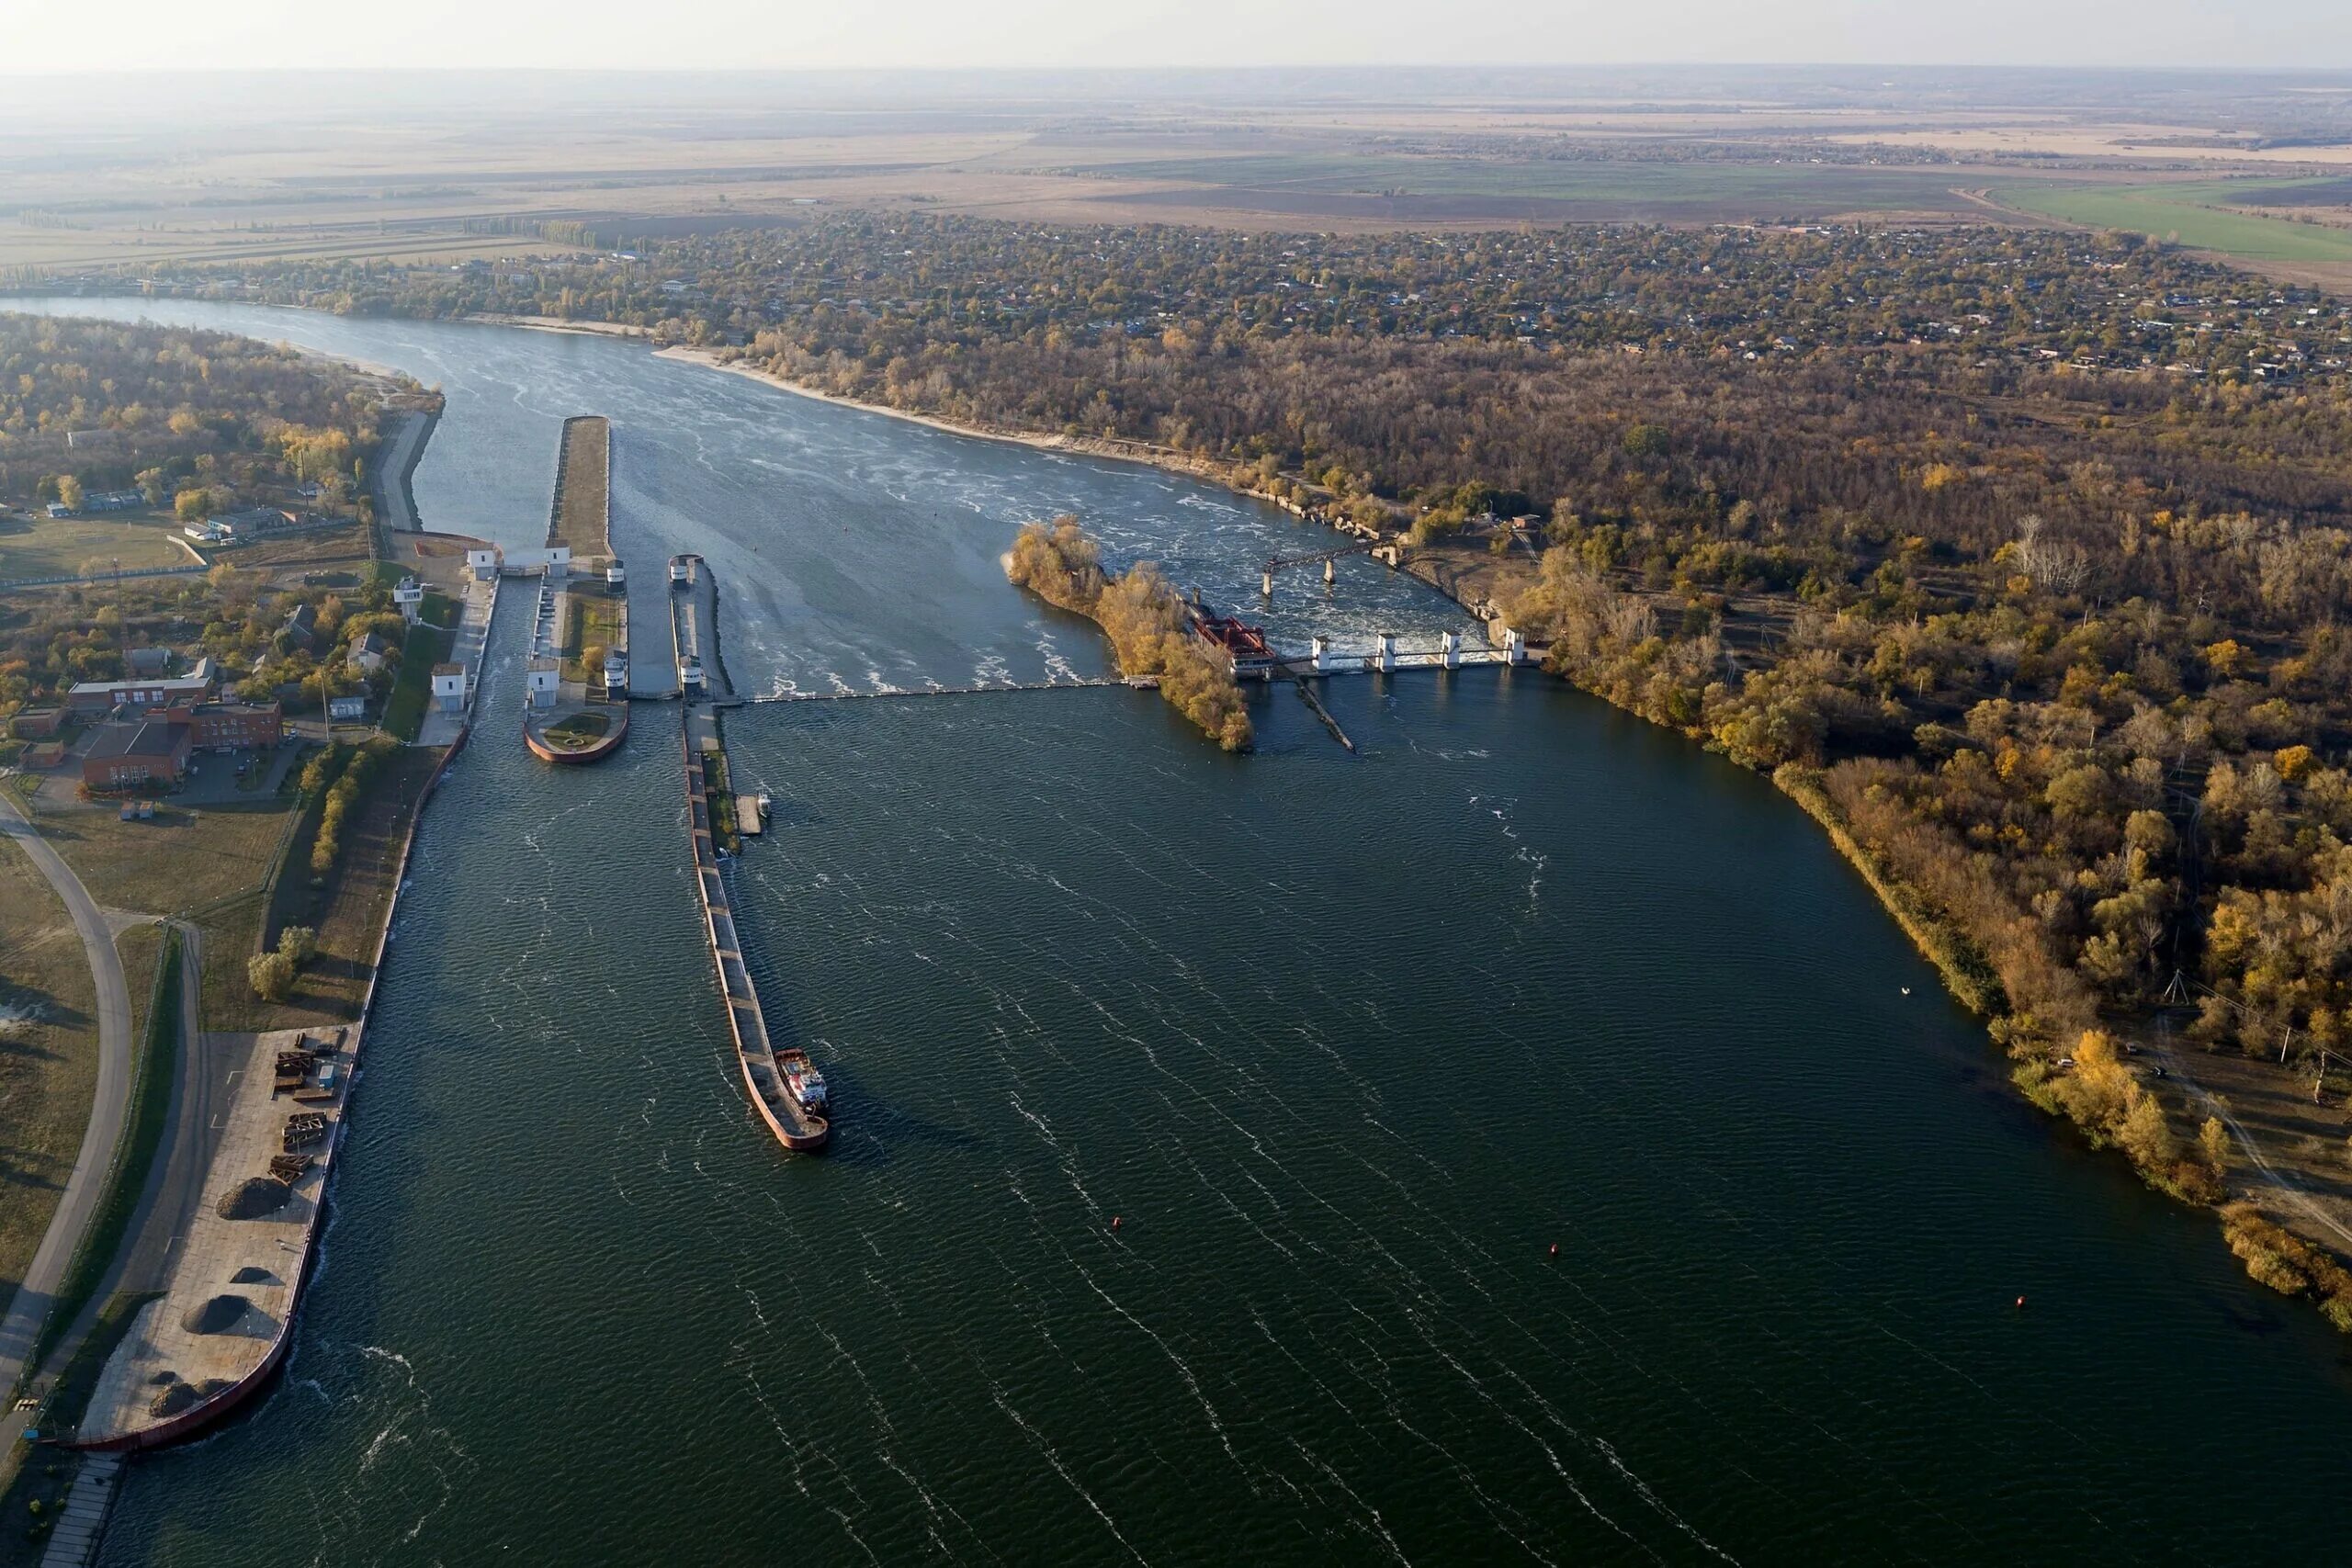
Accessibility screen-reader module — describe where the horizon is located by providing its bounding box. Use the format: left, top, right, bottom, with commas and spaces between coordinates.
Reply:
8, 1, 2352, 74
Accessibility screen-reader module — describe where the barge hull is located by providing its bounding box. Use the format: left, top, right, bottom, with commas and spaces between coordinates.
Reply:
683, 728, 829, 1152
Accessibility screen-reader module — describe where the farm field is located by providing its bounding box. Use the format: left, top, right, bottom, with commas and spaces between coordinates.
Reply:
0, 513, 191, 583
1993, 178, 2352, 270
1063, 152, 1994, 220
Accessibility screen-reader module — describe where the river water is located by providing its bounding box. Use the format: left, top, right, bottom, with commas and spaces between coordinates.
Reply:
16, 299, 2352, 1564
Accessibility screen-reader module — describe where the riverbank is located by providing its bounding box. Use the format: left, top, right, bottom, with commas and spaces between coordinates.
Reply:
463, 314, 649, 339
659, 347, 1241, 483
657, 342, 2352, 1325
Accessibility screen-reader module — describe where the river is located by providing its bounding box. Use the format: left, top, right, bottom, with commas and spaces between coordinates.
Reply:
14, 299, 2352, 1564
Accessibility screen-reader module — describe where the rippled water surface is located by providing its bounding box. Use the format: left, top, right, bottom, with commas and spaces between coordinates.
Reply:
16, 300, 2352, 1566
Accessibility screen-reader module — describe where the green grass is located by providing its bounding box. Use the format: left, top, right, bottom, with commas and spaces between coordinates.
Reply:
0, 513, 189, 582
1995, 178, 2352, 266
19, 927, 176, 1386
383, 623, 453, 742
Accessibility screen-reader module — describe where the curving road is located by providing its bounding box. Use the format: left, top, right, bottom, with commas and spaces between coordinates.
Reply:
0, 794, 133, 1397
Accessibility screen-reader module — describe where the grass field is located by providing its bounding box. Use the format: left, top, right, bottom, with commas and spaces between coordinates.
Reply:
560, 589, 626, 682
28, 796, 295, 919
1993, 178, 2352, 267
227, 746, 435, 1030
548, 416, 610, 559
222, 520, 371, 572
383, 623, 453, 742
0, 832, 99, 1307
0, 513, 190, 583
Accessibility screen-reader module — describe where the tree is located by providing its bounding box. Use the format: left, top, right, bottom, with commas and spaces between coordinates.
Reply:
248, 950, 295, 1002
175, 489, 215, 524
2199, 1116, 2231, 1179
277, 925, 317, 965
54, 476, 84, 512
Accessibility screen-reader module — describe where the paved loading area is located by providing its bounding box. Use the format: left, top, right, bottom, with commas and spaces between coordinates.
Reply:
416, 574, 498, 748
77, 1027, 354, 1446
37, 1452, 120, 1567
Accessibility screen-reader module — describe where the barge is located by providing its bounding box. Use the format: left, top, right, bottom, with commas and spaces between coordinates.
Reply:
682, 728, 829, 1152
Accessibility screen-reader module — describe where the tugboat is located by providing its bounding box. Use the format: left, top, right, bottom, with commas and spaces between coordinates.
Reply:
777, 1049, 829, 1115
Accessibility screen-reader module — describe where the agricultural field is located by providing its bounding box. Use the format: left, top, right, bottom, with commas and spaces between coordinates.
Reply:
1059, 152, 1992, 222
1993, 177, 2352, 273
0, 513, 193, 584
0, 831, 99, 1301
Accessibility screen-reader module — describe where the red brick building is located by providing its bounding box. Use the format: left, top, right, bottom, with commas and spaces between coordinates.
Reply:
81, 719, 191, 791
171, 702, 283, 751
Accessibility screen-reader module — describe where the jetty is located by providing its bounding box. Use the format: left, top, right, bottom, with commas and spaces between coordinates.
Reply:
521, 415, 628, 762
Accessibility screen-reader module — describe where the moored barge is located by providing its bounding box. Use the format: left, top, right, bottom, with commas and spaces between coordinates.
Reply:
682, 728, 829, 1151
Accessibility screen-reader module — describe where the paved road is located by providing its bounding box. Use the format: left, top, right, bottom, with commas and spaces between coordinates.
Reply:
0, 795, 134, 1396
372, 409, 435, 535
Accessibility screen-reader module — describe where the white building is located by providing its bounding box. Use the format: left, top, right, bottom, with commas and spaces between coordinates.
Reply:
430, 663, 467, 715
466, 547, 499, 583
392, 577, 425, 624
525, 656, 560, 710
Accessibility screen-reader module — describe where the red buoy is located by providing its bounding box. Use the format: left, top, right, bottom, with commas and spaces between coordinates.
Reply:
2014, 1295, 2026, 1310
1548, 1243, 1559, 1258
1112, 1216, 1122, 1230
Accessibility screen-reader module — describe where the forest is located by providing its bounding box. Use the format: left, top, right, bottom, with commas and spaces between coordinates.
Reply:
0, 313, 389, 513
115, 213, 2352, 1316
1004, 516, 1251, 750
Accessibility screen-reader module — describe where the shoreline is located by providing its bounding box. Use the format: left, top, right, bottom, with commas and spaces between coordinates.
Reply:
654, 347, 1239, 482
22, 296, 2346, 1335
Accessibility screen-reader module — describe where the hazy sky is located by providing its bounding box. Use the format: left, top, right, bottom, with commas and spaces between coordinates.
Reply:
6, 0, 2346, 72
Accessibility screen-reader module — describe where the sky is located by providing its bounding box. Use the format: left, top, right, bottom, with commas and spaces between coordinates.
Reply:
4, 0, 2348, 73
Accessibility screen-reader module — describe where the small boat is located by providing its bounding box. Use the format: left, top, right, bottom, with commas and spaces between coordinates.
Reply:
755, 789, 773, 820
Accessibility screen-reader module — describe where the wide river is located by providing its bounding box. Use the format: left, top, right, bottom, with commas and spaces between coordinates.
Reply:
18, 299, 2352, 1564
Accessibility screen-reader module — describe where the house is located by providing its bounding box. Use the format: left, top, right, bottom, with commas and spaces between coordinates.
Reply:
525, 656, 560, 710
9, 706, 64, 739
20, 740, 67, 771
81, 718, 191, 791
327, 694, 366, 722
347, 631, 392, 674
126, 647, 173, 679
430, 663, 467, 714
63, 660, 214, 716
281, 603, 318, 651
466, 548, 499, 582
